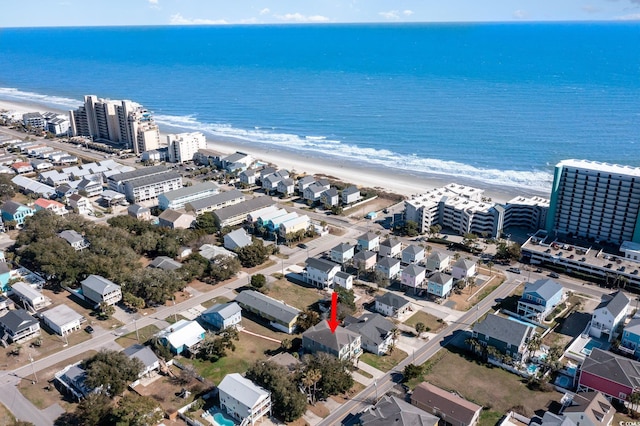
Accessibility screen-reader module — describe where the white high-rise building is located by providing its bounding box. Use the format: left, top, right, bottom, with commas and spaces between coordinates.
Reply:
69, 95, 160, 155
167, 132, 206, 163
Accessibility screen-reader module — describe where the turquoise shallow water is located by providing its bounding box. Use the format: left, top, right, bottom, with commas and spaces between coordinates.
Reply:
0, 22, 639, 191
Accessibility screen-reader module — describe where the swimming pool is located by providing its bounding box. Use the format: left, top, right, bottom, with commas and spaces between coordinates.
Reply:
555, 375, 571, 388
581, 340, 602, 356
527, 364, 539, 375
213, 413, 235, 426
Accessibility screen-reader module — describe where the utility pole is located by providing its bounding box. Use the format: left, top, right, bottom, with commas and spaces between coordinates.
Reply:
28, 353, 37, 383
134, 316, 140, 343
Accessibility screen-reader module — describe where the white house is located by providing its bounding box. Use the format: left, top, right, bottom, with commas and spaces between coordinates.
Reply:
218, 373, 272, 426
425, 251, 451, 272
10, 282, 51, 311
276, 178, 295, 196
375, 293, 412, 319
334, 271, 354, 290
320, 188, 339, 207
379, 238, 402, 258
123, 344, 160, 378
303, 182, 326, 203
342, 186, 361, 205
590, 291, 630, 342
239, 169, 257, 186
156, 320, 206, 355
80, 275, 122, 306
375, 256, 401, 280
451, 258, 477, 280
58, 230, 90, 251
34, 198, 68, 216
297, 175, 316, 193
223, 228, 252, 251
401, 264, 427, 291
304, 257, 341, 289
344, 313, 395, 355
41, 305, 83, 336
67, 194, 93, 215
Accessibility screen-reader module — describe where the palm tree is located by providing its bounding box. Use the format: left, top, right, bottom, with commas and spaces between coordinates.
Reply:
467, 276, 477, 294
391, 328, 400, 346
415, 322, 426, 338
486, 261, 494, 275
526, 333, 543, 362
627, 391, 640, 415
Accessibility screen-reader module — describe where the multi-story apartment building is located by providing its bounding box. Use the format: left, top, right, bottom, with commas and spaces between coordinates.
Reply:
504, 195, 549, 230
157, 181, 219, 211
107, 165, 182, 203
69, 95, 160, 154
167, 132, 207, 163
546, 160, 640, 245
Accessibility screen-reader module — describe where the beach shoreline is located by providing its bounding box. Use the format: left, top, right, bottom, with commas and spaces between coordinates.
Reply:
0, 97, 550, 203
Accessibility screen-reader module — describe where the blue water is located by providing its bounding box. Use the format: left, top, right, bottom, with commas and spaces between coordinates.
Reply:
1, 23, 639, 192
213, 412, 235, 426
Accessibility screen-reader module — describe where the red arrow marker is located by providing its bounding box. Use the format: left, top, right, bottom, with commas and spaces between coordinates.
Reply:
327, 291, 339, 333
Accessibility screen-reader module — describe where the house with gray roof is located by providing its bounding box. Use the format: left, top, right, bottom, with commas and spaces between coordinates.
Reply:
213, 196, 274, 228
297, 175, 316, 193
12, 175, 56, 198
58, 230, 90, 251
80, 275, 122, 307
304, 257, 341, 289
472, 313, 536, 361
0, 309, 40, 344
401, 263, 427, 291
402, 244, 425, 264
185, 189, 245, 216
357, 232, 380, 252
379, 238, 402, 258
303, 182, 326, 203
342, 186, 361, 205
411, 382, 483, 426
55, 364, 96, 401
235, 290, 300, 334
358, 395, 439, 426
149, 256, 182, 271
218, 373, 271, 426
199, 244, 237, 261
200, 302, 242, 330
41, 304, 83, 336
344, 313, 395, 355
621, 317, 640, 359
239, 169, 256, 186
561, 391, 614, 426
276, 177, 295, 196
76, 177, 103, 197
302, 321, 362, 361
375, 256, 401, 280
127, 203, 151, 221
158, 209, 195, 229
1, 200, 34, 227
517, 278, 565, 322
425, 251, 451, 272
375, 292, 412, 318
452, 258, 478, 280
330, 243, 355, 264
334, 271, 354, 290
353, 250, 377, 271
590, 291, 630, 342
578, 348, 640, 402
158, 181, 220, 211
123, 344, 160, 378
320, 187, 339, 207
10, 281, 50, 311
427, 272, 454, 298
223, 228, 252, 251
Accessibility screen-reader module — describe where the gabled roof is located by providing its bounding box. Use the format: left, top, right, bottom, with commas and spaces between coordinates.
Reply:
128, 203, 150, 215
81, 275, 120, 295
149, 256, 182, 271
522, 278, 563, 302
624, 317, 640, 336
34, 198, 64, 209
377, 256, 400, 269
123, 344, 160, 370
581, 348, 640, 390
58, 230, 85, 245
297, 175, 315, 185
453, 258, 476, 270
41, 305, 83, 326
218, 373, 269, 410
563, 391, 613, 426
235, 290, 300, 325
403, 245, 424, 256
360, 395, 438, 426
213, 196, 274, 223
411, 382, 482, 426
306, 182, 325, 194
322, 187, 339, 197
158, 208, 189, 223
303, 321, 360, 352
1, 200, 29, 215
202, 302, 242, 320
353, 250, 377, 261
157, 320, 205, 350
10, 282, 43, 302
335, 271, 352, 280
186, 189, 245, 212
428, 251, 449, 262
472, 314, 534, 349
331, 243, 354, 254
380, 238, 401, 248
342, 186, 359, 196
305, 257, 340, 274
344, 313, 394, 347
403, 264, 426, 277
429, 272, 453, 285
595, 291, 630, 318
358, 232, 379, 242
224, 228, 252, 248
0, 309, 38, 333
375, 293, 410, 309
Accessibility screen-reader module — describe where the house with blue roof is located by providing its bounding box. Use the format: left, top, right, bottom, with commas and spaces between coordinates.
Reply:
517, 278, 565, 322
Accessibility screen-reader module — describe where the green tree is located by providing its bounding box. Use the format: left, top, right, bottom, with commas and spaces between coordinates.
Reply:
237, 240, 270, 268
110, 393, 163, 426
55, 392, 112, 425
84, 350, 143, 396
415, 322, 426, 337
98, 302, 115, 320
296, 309, 320, 332
402, 220, 419, 237
198, 328, 239, 362
207, 255, 241, 283
246, 361, 307, 422
122, 292, 145, 312
402, 363, 424, 382
194, 212, 218, 234
301, 353, 353, 399
526, 333, 543, 361
0, 174, 17, 200
250, 273, 267, 289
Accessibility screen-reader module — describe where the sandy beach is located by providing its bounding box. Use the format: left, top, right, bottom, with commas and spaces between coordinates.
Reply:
0, 98, 549, 203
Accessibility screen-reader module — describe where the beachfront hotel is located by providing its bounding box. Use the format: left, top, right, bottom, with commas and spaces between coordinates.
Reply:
69, 95, 160, 155
167, 132, 206, 163
546, 160, 640, 245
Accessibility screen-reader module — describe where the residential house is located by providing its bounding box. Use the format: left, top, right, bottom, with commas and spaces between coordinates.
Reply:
199, 244, 237, 261
375, 256, 401, 280
342, 186, 361, 205
303, 182, 326, 203
11, 175, 56, 198
235, 290, 300, 334
0, 309, 40, 344
316, 179, 330, 190
10, 282, 50, 311
621, 317, 640, 359
200, 302, 242, 330
269, 352, 301, 373
427, 272, 455, 299
357, 232, 380, 252
320, 188, 339, 207
589, 291, 630, 342
562, 391, 614, 426
40, 170, 69, 187
304, 257, 341, 289
257, 167, 277, 182
123, 344, 160, 378
218, 373, 272, 426
358, 395, 439, 426
30, 159, 53, 171
239, 169, 256, 186
344, 313, 395, 355
11, 161, 33, 174
401, 264, 427, 292
56, 182, 78, 198
58, 230, 90, 251
41, 304, 83, 336
276, 178, 295, 196
353, 250, 377, 271
471, 313, 536, 361
1, 200, 35, 227
80, 275, 122, 306
302, 321, 362, 361
578, 348, 640, 402
425, 251, 451, 272
297, 175, 316, 193
34, 198, 67, 216
149, 256, 182, 271
127, 203, 151, 221
156, 320, 206, 354
223, 228, 253, 251
334, 271, 354, 290
213, 196, 274, 228
76, 177, 103, 197
375, 293, 412, 319
177, 246, 193, 260
185, 190, 246, 216
67, 194, 93, 215
517, 279, 565, 322
379, 238, 402, 258
221, 152, 253, 173
278, 214, 310, 238
158, 209, 195, 229
402, 245, 425, 265
411, 382, 483, 426
0, 262, 11, 292
157, 181, 220, 211
262, 173, 283, 193
452, 258, 478, 281
55, 364, 95, 401
330, 243, 355, 264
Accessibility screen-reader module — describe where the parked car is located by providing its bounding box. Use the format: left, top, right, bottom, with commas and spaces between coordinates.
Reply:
507, 267, 521, 274
534, 268, 543, 273
85, 326, 94, 334
549, 272, 560, 279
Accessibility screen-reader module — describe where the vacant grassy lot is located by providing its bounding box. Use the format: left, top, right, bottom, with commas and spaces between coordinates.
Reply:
0, 402, 15, 425
404, 311, 446, 333
265, 278, 322, 311
200, 296, 231, 309
413, 347, 557, 422
359, 349, 407, 372
115, 324, 160, 347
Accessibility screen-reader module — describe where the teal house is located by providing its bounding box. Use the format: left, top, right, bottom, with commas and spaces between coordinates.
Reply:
1, 200, 35, 228
0, 263, 11, 292
621, 318, 640, 359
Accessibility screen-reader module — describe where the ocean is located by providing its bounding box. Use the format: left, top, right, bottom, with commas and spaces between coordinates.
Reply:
0, 22, 639, 193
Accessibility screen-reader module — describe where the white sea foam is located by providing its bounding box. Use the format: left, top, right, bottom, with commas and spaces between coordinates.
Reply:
0, 87, 80, 110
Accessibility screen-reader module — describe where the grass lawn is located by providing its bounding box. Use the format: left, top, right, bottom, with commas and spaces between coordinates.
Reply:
465, 277, 505, 311
404, 311, 446, 333
179, 328, 280, 384
265, 278, 323, 311
359, 349, 408, 372
115, 324, 160, 347
241, 315, 297, 341
411, 347, 557, 419
201, 296, 231, 309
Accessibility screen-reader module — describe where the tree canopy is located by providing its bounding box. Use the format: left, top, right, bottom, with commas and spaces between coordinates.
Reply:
84, 350, 143, 396
246, 361, 307, 422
